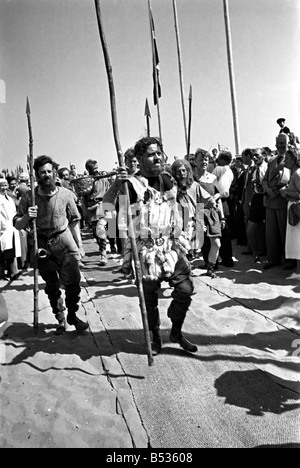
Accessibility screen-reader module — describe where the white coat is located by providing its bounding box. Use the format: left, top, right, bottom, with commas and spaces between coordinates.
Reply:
0, 193, 21, 257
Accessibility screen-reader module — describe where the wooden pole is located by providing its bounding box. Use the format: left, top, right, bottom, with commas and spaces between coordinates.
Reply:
94, 0, 153, 366
223, 0, 240, 155
26, 97, 39, 331
147, 0, 163, 146
187, 85, 192, 157
172, 0, 188, 152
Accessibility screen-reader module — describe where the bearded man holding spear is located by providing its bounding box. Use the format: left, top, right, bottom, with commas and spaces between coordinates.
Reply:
94, 0, 154, 365
104, 136, 198, 357
14, 152, 88, 335
96, 1, 197, 359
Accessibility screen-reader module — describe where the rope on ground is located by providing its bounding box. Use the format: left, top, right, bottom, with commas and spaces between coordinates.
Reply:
197, 277, 300, 338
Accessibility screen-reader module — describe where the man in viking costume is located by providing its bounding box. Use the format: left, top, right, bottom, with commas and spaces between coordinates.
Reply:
103, 137, 198, 356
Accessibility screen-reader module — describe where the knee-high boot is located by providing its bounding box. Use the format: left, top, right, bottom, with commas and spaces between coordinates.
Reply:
169, 319, 197, 353
65, 283, 89, 332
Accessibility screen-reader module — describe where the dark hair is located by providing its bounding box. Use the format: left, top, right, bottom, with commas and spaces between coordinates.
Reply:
85, 159, 97, 172
262, 146, 272, 154
33, 155, 57, 173
241, 148, 253, 159
184, 153, 195, 161
218, 151, 232, 165
171, 159, 194, 188
6, 175, 17, 184
134, 136, 162, 160
57, 167, 69, 179
124, 147, 135, 162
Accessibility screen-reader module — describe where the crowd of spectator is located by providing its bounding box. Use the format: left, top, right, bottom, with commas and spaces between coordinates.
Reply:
1, 118, 300, 282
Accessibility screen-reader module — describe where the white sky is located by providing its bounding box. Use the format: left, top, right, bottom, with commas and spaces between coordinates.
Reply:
1, 0, 300, 174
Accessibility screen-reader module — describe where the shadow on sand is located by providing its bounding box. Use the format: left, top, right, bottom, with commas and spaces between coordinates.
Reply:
2, 322, 300, 416
214, 369, 300, 416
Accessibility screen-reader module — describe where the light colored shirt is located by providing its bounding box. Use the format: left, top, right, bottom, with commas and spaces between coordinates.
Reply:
0, 193, 21, 255
17, 186, 80, 237
212, 165, 234, 198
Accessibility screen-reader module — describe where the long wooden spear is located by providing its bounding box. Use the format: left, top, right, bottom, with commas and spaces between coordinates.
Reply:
148, 0, 162, 145
144, 98, 151, 137
26, 97, 39, 331
94, 0, 153, 366
172, 0, 188, 152
187, 85, 192, 156
223, 0, 240, 155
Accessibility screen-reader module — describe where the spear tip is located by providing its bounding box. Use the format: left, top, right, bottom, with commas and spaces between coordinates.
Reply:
144, 98, 151, 118
188, 85, 192, 100
26, 96, 31, 115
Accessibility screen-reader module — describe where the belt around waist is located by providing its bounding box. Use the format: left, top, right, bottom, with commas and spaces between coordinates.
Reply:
38, 229, 66, 240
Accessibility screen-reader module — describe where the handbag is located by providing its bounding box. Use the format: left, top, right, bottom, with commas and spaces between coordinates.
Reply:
288, 201, 300, 226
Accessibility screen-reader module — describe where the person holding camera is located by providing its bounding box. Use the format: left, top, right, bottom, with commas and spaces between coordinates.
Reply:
14, 155, 88, 335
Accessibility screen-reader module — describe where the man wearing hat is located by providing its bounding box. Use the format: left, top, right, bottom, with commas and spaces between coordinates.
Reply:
276, 118, 290, 136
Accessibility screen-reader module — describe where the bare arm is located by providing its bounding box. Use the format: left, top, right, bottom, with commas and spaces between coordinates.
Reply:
14, 206, 37, 230
69, 220, 85, 258
102, 178, 123, 206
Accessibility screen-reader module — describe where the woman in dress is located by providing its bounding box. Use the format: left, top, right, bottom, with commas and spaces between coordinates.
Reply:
171, 158, 215, 262
280, 149, 300, 274
194, 149, 225, 277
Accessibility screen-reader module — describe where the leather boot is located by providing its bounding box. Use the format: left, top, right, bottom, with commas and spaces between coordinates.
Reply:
152, 328, 162, 356
169, 325, 197, 353
67, 314, 89, 332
